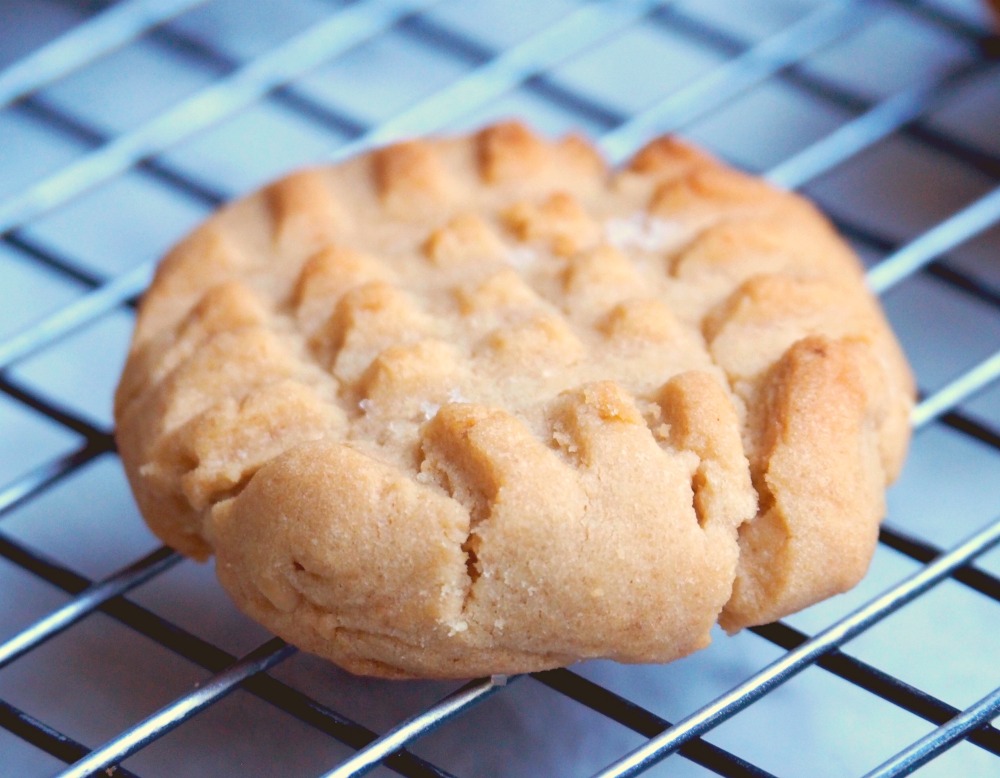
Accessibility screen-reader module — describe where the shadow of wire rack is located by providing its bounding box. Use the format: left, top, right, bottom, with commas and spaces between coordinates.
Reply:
0, 0, 998, 775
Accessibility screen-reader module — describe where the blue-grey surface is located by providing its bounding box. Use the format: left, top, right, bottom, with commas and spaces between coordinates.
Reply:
0, 1, 998, 776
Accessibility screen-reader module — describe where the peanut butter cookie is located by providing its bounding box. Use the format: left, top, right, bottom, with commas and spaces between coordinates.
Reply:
115, 123, 913, 678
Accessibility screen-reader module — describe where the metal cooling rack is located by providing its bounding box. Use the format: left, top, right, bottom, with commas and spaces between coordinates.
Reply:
0, 0, 998, 775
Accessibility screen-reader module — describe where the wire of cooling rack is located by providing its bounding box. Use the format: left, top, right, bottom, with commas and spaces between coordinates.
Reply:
590, 517, 1000, 778
598, 0, 873, 162
0, 0, 998, 776
0, 545, 179, 669
0, 526, 457, 778
56, 638, 298, 778
862, 685, 1000, 778
0, 0, 209, 108
0, 0, 442, 233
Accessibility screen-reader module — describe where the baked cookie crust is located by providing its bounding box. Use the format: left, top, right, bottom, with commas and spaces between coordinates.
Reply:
115, 122, 913, 679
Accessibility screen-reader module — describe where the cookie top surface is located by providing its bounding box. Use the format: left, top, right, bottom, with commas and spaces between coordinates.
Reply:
115, 122, 913, 678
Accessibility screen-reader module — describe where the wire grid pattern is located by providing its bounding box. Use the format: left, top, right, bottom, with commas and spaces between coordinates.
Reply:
0, 0, 997, 775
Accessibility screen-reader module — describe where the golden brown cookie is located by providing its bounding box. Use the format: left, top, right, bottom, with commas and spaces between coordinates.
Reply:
115, 122, 913, 679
